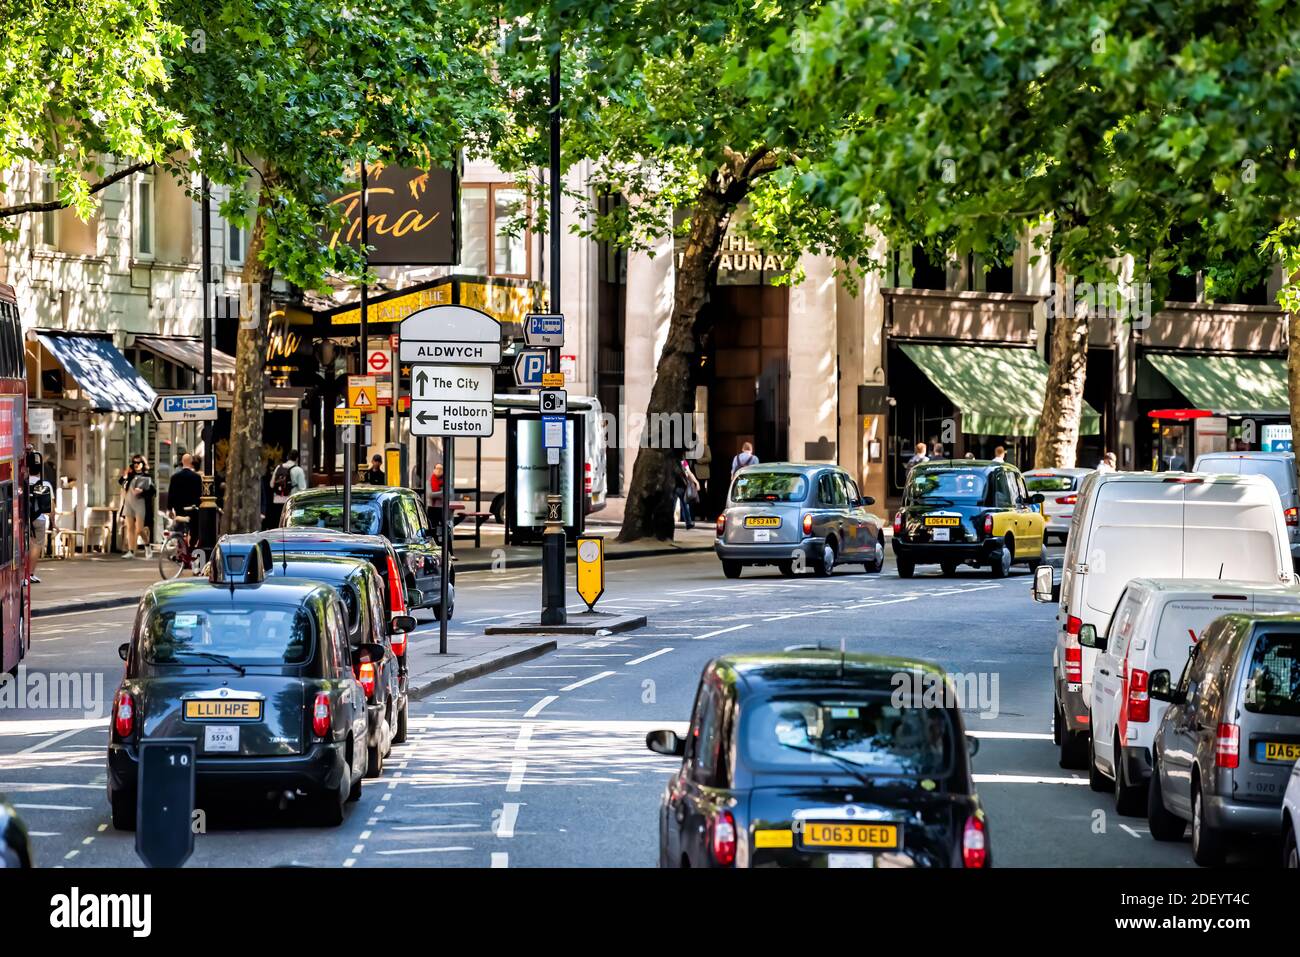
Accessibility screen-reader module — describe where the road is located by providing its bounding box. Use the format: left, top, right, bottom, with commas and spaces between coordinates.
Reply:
0, 545, 1272, 867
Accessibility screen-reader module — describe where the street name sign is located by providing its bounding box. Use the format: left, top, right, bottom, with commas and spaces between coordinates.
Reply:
513, 349, 548, 389
152, 394, 218, 423
524, 313, 564, 348
410, 400, 495, 437
398, 304, 502, 364
412, 365, 493, 403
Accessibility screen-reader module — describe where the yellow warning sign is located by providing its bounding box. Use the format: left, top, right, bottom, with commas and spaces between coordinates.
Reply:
575, 536, 604, 610
348, 375, 378, 413
542, 372, 565, 388
334, 408, 361, 426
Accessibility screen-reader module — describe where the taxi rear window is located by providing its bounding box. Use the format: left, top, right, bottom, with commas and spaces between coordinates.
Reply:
905, 468, 987, 505
1242, 632, 1300, 717
1025, 474, 1075, 492
731, 473, 808, 503
142, 605, 314, 666
285, 501, 382, 536
743, 696, 954, 777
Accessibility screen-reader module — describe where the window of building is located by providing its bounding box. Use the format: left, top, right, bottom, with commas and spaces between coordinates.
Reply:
457, 183, 530, 277
39, 174, 57, 248
227, 219, 246, 267
134, 172, 155, 260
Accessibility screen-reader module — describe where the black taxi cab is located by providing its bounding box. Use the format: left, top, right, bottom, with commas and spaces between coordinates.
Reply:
891, 460, 1046, 578
646, 650, 991, 868
106, 554, 374, 830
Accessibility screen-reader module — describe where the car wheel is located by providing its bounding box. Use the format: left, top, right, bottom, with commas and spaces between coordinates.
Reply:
940, 561, 958, 577
366, 734, 385, 779
776, 560, 795, 577
1284, 825, 1299, 869
1146, 756, 1187, 841
813, 542, 836, 577
1088, 739, 1113, 792
989, 537, 1012, 578
722, 560, 742, 579
110, 788, 137, 831
1191, 778, 1226, 866
315, 783, 348, 826
1058, 720, 1088, 770
1052, 702, 1062, 745
393, 699, 409, 744
863, 535, 885, 574
1114, 734, 1146, 816
896, 556, 915, 578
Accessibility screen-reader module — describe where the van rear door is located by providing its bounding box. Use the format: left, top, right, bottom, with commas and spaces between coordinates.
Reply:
1182, 479, 1288, 583
1233, 627, 1300, 805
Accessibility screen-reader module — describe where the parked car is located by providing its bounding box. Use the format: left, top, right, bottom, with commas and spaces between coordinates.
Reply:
1023, 467, 1091, 545
1147, 611, 1300, 865
280, 485, 451, 618
1033, 471, 1293, 769
1283, 759, 1300, 868
0, 795, 32, 868
1194, 450, 1300, 567
107, 567, 373, 829
891, 460, 1045, 578
1084, 579, 1300, 815
645, 650, 990, 868
714, 464, 885, 578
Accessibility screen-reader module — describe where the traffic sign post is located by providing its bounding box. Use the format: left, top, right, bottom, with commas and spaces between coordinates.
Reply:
135, 739, 196, 868
151, 394, 218, 423
539, 388, 567, 415
576, 536, 605, 611
513, 349, 548, 389
412, 365, 493, 402
347, 375, 378, 413
524, 313, 565, 348
410, 400, 494, 437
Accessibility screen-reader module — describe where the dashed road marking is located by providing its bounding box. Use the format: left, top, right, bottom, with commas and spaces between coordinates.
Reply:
627, 648, 673, 666
491, 852, 509, 868
691, 624, 752, 640
524, 696, 557, 718
560, 671, 615, 692
506, 759, 526, 792
497, 802, 520, 839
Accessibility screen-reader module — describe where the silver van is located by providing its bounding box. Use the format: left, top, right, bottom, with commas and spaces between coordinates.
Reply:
1194, 451, 1299, 565
1148, 611, 1300, 865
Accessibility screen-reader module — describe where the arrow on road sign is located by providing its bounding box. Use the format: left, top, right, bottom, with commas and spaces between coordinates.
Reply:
415, 369, 429, 396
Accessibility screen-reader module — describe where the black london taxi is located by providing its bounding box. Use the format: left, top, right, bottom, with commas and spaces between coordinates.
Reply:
0, 796, 32, 868
280, 485, 452, 619
645, 650, 991, 868
106, 564, 375, 830
891, 460, 1046, 578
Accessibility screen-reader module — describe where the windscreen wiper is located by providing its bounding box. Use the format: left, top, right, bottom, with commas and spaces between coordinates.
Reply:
778, 742, 875, 787
174, 652, 246, 676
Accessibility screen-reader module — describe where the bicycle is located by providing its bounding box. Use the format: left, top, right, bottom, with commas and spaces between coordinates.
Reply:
157, 511, 205, 580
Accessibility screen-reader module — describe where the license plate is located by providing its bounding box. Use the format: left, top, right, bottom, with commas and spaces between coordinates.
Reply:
828, 853, 875, 868
203, 725, 240, 752
932, 528, 950, 542
925, 516, 959, 526
802, 821, 900, 849
185, 699, 262, 721
745, 516, 781, 528
1258, 741, 1300, 763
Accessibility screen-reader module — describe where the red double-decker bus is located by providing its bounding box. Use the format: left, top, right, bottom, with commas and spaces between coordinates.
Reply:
0, 283, 31, 676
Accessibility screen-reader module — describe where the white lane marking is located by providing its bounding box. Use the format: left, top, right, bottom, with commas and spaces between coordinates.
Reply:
406, 802, 479, 809
1120, 825, 1142, 839
430, 709, 518, 715
966, 730, 1054, 740
523, 696, 557, 718
375, 847, 473, 856
343, 858, 356, 868
0, 782, 102, 791
81, 837, 93, 845
971, 773, 1088, 785
27, 831, 61, 837
559, 670, 615, 692
64, 850, 78, 860
515, 724, 534, 752
11, 803, 91, 812
691, 624, 752, 641
842, 596, 920, 610
360, 830, 372, 840
627, 648, 674, 666
506, 759, 526, 792
391, 824, 479, 831
497, 802, 520, 839
13, 726, 101, 754
352, 844, 364, 854
491, 852, 509, 868
762, 608, 834, 622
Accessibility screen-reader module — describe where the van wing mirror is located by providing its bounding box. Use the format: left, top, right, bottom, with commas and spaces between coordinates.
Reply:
1077, 623, 1104, 651
389, 614, 417, 634
1148, 669, 1176, 703
862, 496, 875, 506
1032, 564, 1059, 603
645, 729, 685, 757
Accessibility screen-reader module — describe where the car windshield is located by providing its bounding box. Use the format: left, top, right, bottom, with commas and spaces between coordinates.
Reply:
285, 501, 382, 536
142, 605, 314, 666
1242, 632, 1300, 717
743, 696, 953, 777
906, 468, 987, 505
1025, 474, 1075, 493
731, 473, 808, 503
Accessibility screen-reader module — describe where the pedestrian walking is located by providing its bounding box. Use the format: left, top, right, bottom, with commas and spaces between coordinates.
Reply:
120, 457, 154, 559
269, 449, 307, 527
905, 442, 929, 469
363, 454, 386, 485
675, 458, 700, 529
694, 445, 712, 519
1095, 451, 1117, 474
731, 441, 759, 477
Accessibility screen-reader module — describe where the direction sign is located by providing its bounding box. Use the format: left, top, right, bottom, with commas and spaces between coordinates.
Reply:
151, 394, 218, 423
524, 313, 565, 348
513, 349, 548, 389
398, 304, 502, 365
412, 365, 493, 403
540, 388, 567, 415
347, 375, 378, 413
366, 347, 392, 376
409, 399, 495, 437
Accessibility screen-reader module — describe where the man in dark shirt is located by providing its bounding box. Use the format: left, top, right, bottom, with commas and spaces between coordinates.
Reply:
167, 453, 204, 531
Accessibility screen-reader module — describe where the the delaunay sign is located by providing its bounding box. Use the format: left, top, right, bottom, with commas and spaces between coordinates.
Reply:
326, 163, 459, 266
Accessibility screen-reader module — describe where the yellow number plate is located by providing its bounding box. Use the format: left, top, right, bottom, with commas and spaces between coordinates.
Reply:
924, 516, 960, 526
184, 700, 262, 721
1262, 741, 1300, 762
745, 516, 781, 528
754, 829, 794, 849
802, 822, 899, 849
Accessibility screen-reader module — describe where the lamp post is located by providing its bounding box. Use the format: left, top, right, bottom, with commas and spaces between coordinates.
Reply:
540, 44, 566, 625
198, 175, 218, 549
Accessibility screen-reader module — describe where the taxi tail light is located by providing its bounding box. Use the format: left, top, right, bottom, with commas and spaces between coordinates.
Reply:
715, 513, 726, 538
1215, 723, 1240, 768
962, 815, 988, 868
710, 810, 737, 867
802, 513, 813, 535
1057, 495, 1077, 506
1286, 506, 1298, 528
312, 692, 332, 738
1127, 668, 1150, 723
982, 513, 993, 535
113, 689, 135, 740
1064, 646, 1082, 683
892, 511, 902, 535
386, 555, 407, 615
357, 656, 377, 700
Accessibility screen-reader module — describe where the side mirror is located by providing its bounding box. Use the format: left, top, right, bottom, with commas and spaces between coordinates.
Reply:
966, 734, 980, 757
351, 641, 386, 666
389, 615, 417, 635
1078, 623, 1105, 651
1032, 564, 1059, 604
862, 496, 875, 506
1028, 492, 1045, 505
645, 729, 685, 757
118, 642, 130, 662
1148, 669, 1179, 703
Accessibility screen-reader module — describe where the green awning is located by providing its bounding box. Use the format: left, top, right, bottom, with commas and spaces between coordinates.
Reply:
899, 343, 1101, 437
1145, 353, 1288, 416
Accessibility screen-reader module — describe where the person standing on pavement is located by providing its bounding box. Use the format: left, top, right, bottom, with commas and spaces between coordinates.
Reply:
731, 441, 758, 477
363, 454, 386, 484
675, 458, 699, 529
121, 458, 154, 559
269, 449, 307, 527
991, 445, 1007, 463
905, 442, 929, 469
694, 445, 712, 520
1095, 451, 1117, 473
166, 453, 203, 546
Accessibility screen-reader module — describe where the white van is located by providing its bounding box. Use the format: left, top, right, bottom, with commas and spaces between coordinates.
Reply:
1084, 579, 1300, 815
1033, 471, 1293, 770
1194, 451, 1300, 565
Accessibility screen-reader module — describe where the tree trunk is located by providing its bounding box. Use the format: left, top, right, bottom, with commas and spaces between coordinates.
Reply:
221, 166, 278, 534
618, 185, 738, 541
1033, 262, 1090, 468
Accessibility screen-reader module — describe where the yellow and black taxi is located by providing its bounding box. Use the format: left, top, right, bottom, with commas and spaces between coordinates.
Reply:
0, 795, 32, 868
645, 650, 991, 868
891, 460, 1046, 578
106, 550, 374, 830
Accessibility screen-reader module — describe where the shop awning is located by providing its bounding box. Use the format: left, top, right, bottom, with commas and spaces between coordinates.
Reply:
36, 331, 156, 413
1145, 353, 1288, 416
132, 335, 236, 377
898, 343, 1101, 437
